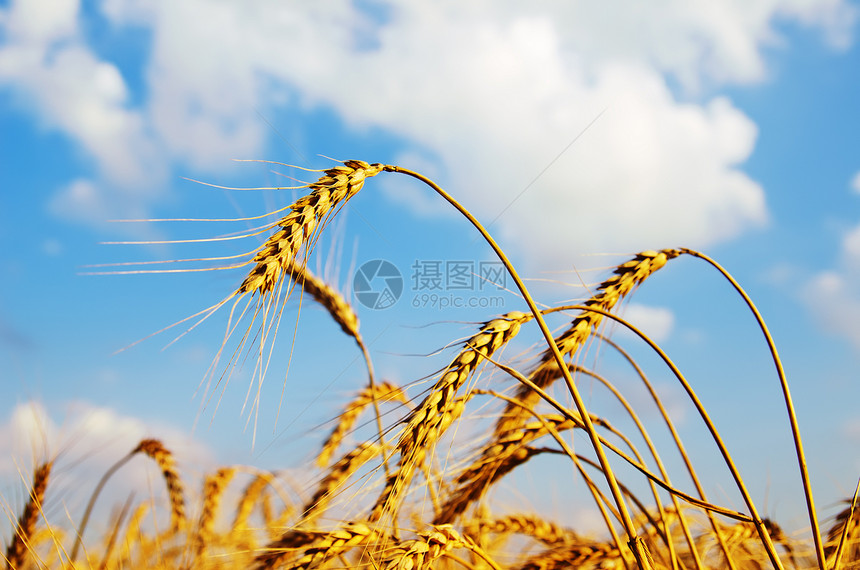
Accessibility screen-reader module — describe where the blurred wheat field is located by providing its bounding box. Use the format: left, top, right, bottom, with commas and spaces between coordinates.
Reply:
5, 160, 860, 570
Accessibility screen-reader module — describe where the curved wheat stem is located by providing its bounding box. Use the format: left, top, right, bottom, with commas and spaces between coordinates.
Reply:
679, 248, 823, 570
826, 482, 860, 569
598, 334, 730, 569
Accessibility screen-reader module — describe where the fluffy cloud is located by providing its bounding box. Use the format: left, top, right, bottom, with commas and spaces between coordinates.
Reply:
0, 0, 167, 227
804, 173, 860, 348
2, 0, 855, 259
805, 270, 860, 348
615, 303, 676, 344
0, 401, 213, 532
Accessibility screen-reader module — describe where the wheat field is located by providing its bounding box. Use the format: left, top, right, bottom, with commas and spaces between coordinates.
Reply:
4, 160, 859, 570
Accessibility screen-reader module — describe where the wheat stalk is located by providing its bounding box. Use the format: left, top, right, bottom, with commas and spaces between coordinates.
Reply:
237, 161, 383, 297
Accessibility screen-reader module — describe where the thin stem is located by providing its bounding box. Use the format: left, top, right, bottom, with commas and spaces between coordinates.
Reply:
383, 165, 650, 567
600, 334, 735, 570
477, 366, 753, 522
71, 452, 135, 562
832, 477, 860, 570
574, 304, 784, 569
573, 364, 691, 570
680, 248, 824, 570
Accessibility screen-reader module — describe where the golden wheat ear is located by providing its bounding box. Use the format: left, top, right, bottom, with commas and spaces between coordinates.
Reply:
496, 249, 681, 436
5, 461, 52, 570
316, 381, 407, 469
368, 311, 531, 526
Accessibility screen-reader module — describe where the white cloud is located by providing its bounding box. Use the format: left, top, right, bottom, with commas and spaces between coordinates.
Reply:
0, 6, 162, 185
614, 303, 676, 344
804, 270, 860, 349
843, 223, 860, 266
0, 401, 214, 534
96, 1, 779, 264
803, 175, 860, 348
852, 171, 860, 194
2, 0, 854, 251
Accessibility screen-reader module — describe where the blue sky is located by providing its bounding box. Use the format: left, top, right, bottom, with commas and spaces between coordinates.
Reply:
2, 0, 860, 536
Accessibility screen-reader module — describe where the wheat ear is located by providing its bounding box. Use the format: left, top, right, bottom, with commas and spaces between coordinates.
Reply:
300, 441, 381, 525
465, 513, 579, 548
317, 381, 407, 469
231, 472, 277, 538
195, 467, 236, 555
133, 439, 186, 533
5, 461, 51, 570
368, 311, 531, 524
236, 161, 383, 297
520, 541, 622, 570
253, 522, 378, 570
71, 438, 186, 563
377, 525, 501, 570
496, 249, 680, 435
